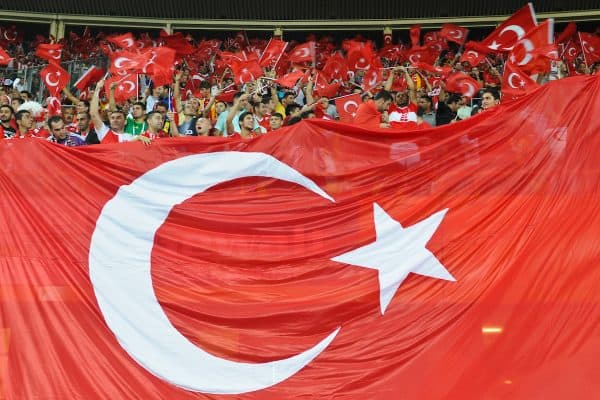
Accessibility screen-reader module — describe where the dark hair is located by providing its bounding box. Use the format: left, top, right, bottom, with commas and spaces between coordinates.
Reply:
154, 101, 169, 110
199, 81, 211, 89
271, 112, 284, 120
238, 111, 253, 124
447, 94, 462, 104
482, 88, 500, 101
146, 111, 162, 120
285, 116, 302, 126
285, 103, 301, 116
12, 97, 24, 106
373, 90, 393, 102
420, 95, 433, 106
79, 100, 90, 109
48, 115, 63, 128
233, 91, 245, 101
15, 109, 30, 121
133, 101, 145, 108
0, 104, 14, 114
77, 112, 91, 119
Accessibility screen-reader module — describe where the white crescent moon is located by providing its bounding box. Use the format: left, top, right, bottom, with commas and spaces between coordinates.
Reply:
567, 46, 576, 57
498, 25, 526, 50
466, 50, 479, 58
48, 97, 61, 111
450, 29, 464, 40
516, 39, 534, 66
3, 30, 17, 41
121, 80, 136, 92
408, 54, 421, 64
430, 43, 443, 52
89, 152, 340, 395
462, 82, 475, 97
295, 48, 310, 58
114, 57, 132, 69
142, 53, 157, 73
508, 72, 522, 89
343, 100, 358, 113
122, 38, 134, 48
45, 72, 60, 87
48, 49, 61, 60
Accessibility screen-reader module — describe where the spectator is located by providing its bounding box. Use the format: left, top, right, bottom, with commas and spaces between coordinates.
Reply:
269, 113, 284, 131
417, 95, 436, 127
74, 112, 100, 144
124, 101, 148, 135
472, 88, 500, 115
436, 93, 462, 126
14, 109, 35, 138
353, 90, 393, 128
0, 105, 16, 138
46, 115, 86, 146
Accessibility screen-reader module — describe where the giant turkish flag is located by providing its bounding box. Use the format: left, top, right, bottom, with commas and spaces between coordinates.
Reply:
0, 75, 599, 399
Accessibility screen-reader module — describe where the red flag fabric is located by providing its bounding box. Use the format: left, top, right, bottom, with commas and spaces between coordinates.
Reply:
406, 46, 436, 65
313, 74, 340, 98
0, 75, 599, 399
508, 19, 555, 74
562, 40, 580, 61
74, 66, 106, 92
409, 25, 421, 47
275, 70, 305, 88
361, 68, 382, 92
502, 62, 539, 98
334, 93, 361, 122
0, 46, 13, 65
556, 22, 577, 44
141, 47, 177, 86
445, 72, 482, 97
109, 50, 149, 75
159, 31, 195, 56
35, 43, 63, 65
440, 24, 469, 44
412, 62, 452, 78
482, 3, 538, 52
46, 96, 62, 116
107, 32, 136, 49
321, 54, 349, 82
460, 46, 486, 66
346, 44, 374, 71
105, 73, 139, 102
289, 41, 315, 63
259, 39, 288, 68
40, 63, 70, 97
578, 32, 600, 63
230, 59, 263, 84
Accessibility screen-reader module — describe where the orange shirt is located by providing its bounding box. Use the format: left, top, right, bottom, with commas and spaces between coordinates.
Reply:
353, 100, 382, 128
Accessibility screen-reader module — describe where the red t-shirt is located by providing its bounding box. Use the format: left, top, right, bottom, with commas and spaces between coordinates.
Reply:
353, 100, 382, 128
255, 114, 271, 132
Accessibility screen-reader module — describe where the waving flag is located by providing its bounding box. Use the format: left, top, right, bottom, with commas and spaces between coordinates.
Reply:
35, 43, 63, 65
502, 61, 539, 98
259, 39, 288, 68
40, 63, 70, 97
0, 46, 12, 65
0, 75, 599, 400
440, 24, 469, 44
578, 32, 600, 64
289, 41, 315, 63
445, 72, 482, 97
107, 32, 136, 49
482, 3, 538, 52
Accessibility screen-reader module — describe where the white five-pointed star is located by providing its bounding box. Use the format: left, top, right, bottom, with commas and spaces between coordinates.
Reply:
488, 41, 501, 51
331, 203, 456, 315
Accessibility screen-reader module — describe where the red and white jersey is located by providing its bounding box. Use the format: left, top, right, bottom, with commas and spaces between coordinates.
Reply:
388, 103, 418, 123
97, 124, 135, 144
255, 114, 271, 132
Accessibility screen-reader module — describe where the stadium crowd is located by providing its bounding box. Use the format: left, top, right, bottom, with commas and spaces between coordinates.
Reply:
0, 6, 599, 146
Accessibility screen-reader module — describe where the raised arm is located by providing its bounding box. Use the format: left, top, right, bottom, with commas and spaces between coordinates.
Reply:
173, 71, 183, 113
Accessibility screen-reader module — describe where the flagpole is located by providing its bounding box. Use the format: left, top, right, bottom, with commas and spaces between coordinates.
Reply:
578, 32, 589, 68
273, 42, 288, 71
259, 38, 272, 65
136, 74, 140, 101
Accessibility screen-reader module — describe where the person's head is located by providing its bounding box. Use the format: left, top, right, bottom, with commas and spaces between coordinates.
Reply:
373, 90, 393, 112
0, 95, 10, 105
153, 85, 166, 98
48, 115, 67, 140
233, 91, 251, 111
11, 97, 24, 111
285, 103, 301, 117
215, 100, 227, 115
238, 111, 255, 131
62, 106, 75, 124
0, 104, 14, 123
145, 111, 164, 132
361, 92, 372, 103
199, 81, 211, 98
20, 91, 32, 101
281, 92, 296, 106
417, 95, 433, 113
76, 112, 91, 132
269, 113, 284, 130
194, 117, 212, 136
446, 94, 462, 112
395, 91, 409, 107
75, 100, 90, 113
253, 98, 270, 117
131, 101, 146, 119
154, 102, 169, 115
182, 101, 195, 117
15, 110, 33, 130
265, 95, 276, 113
108, 110, 126, 131
481, 88, 500, 110
318, 97, 330, 110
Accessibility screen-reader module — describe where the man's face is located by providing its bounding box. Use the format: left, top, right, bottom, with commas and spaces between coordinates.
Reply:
132, 104, 145, 118
215, 102, 227, 114
62, 107, 75, 124
417, 98, 431, 112
0, 107, 12, 122
448, 101, 461, 112
195, 117, 211, 135
109, 112, 126, 131
375, 98, 392, 113
155, 106, 168, 116
283, 94, 295, 105
396, 91, 408, 106
50, 119, 67, 140
147, 113, 164, 131
75, 101, 88, 113
76, 113, 90, 131
241, 114, 255, 130
19, 92, 28, 101
11, 99, 21, 111
19, 112, 33, 129
269, 115, 283, 130
255, 102, 268, 117
154, 86, 165, 97
183, 102, 195, 116
481, 93, 499, 110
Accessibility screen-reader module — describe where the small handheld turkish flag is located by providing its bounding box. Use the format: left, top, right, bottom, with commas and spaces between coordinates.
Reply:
74, 66, 106, 92
440, 23, 469, 44
481, 3, 538, 52
40, 63, 70, 97
107, 32, 136, 49
445, 72, 482, 97
289, 41, 315, 63
502, 61, 539, 98
335, 93, 361, 122
35, 43, 63, 65
259, 39, 288, 68
578, 32, 600, 63
0, 46, 13, 65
